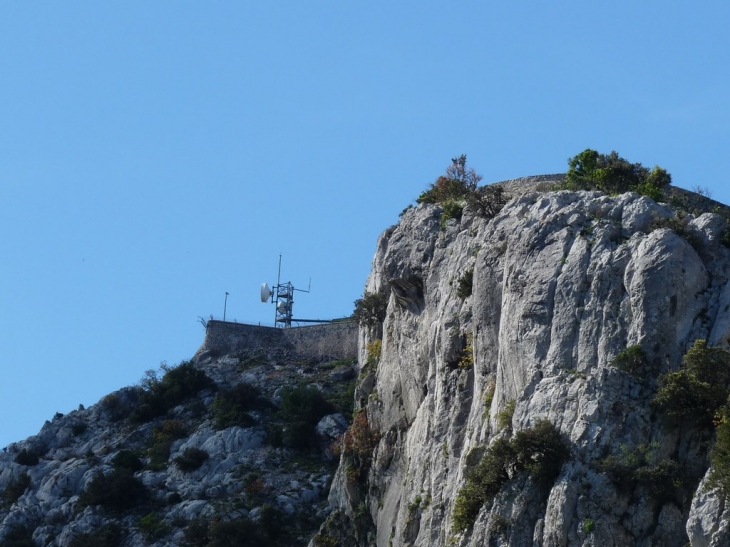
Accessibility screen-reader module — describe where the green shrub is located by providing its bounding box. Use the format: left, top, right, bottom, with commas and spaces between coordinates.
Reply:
417, 155, 482, 205
277, 385, 335, 450
211, 382, 266, 430
483, 381, 496, 418
653, 340, 730, 426
456, 269, 474, 299
0, 525, 35, 547
353, 291, 388, 328
653, 371, 725, 426
130, 361, 215, 424
563, 149, 671, 199
68, 523, 125, 547
683, 339, 730, 384
597, 443, 680, 502
722, 224, 730, 249
458, 333, 474, 368
112, 450, 143, 472
452, 439, 514, 532
72, 422, 88, 436
174, 447, 209, 472
13, 448, 39, 466
497, 400, 516, 431
183, 518, 211, 547
183, 512, 283, 547
710, 404, 730, 495
148, 420, 188, 469
440, 199, 464, 229
139, 512, 170, 542
3, 472, 31, 507
280, 385, 334, 423
452, 420, 569, 532
612, 345, 648, 377
512, 420, 571, 483
366, 339, 382, 365
467, 184, 509, 219
649, 215, 701, 248
327, 379, 356, 421
78, 468, 148, 512
100, 392, 134, 422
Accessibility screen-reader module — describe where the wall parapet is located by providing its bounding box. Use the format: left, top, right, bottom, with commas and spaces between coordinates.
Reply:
195, 320, 359, 362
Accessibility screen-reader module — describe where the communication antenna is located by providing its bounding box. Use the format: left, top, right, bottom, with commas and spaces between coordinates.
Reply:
260, 255, 326, 327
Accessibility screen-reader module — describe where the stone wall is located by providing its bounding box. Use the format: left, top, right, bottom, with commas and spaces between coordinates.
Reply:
195, 320, 358, 361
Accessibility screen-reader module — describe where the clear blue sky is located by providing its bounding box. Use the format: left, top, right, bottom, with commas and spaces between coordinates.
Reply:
1, 2, 729, 447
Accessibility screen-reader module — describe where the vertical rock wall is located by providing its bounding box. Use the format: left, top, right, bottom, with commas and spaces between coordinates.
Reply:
319, 183, 730, 547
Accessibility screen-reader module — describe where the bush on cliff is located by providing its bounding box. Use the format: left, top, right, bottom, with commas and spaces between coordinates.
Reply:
653, 340, 730, 426
416, 155, 507, 223
597, 443, 681, 503
417, 155, 482, 205
68, 523, 126, 547
452, 420, 569, 532
278, 385, 335, 450
78, 468, 148, 512
612, 345, 648, 377
130, 360, 215, 424
183, 506, 284, 547
174, 447, 210, 472
3, 472, 31, 508
342, 409, 380, 483
0, 525, 35, 547
148, 420, 188, 469
211, 382, 268, 430
563, 149, 671, 200
710, 402, 730, 495
353, 290, 388, 328
13, 448, 39, 467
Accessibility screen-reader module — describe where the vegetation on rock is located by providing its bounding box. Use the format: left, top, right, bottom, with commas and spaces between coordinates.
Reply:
68, 523, 126, 547
417, 155, 508, 225
342, 409, 380, 483
563, 149, 671, 200
453, 420, 569, 532
417, 155, 482, 205
78, 468, 148, 512
2, 472, 31, 508
211, 382, 266, 430
130, 360, 215, 424
612, 345, 650, 378
456, 268, 474, 299
13, 449, 39, 467
173, 447, 210, 472
597, 443, 681, 503
653, 339, 730, 426
277, 384, 335, 450
353, 290, 388, 327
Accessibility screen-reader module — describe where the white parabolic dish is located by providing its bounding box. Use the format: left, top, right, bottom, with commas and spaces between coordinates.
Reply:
260, 283, 271, 303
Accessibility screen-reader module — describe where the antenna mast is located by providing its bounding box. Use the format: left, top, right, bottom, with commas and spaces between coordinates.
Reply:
260, 255, 325, 328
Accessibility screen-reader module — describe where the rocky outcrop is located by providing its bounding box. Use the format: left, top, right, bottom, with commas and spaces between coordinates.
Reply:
318, 180, 730, 547
0, 347, 357, 546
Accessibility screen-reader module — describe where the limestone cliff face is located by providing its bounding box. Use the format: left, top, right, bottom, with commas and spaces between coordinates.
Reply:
322, 180, 730, 547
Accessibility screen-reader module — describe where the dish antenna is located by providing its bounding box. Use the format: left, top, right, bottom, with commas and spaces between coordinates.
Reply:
261, 255, 330, 327
260, 283, 272, 303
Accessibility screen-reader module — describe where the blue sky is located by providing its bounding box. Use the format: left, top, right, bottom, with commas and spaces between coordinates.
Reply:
1, 2, 729, 447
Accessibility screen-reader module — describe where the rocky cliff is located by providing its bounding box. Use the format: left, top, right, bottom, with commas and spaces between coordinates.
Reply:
0, 329, 358, 546
315, 177, 730, 547
4, 177, 730, 547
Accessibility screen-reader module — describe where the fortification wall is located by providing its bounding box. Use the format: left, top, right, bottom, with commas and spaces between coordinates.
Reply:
195, 320, 358, 361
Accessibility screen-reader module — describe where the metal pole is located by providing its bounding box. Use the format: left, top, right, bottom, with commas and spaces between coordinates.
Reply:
275, 254, 282, 327
224, 292, 229, 321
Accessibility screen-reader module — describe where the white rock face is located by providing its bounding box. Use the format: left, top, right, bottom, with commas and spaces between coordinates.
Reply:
322, 186, 730, 547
